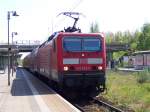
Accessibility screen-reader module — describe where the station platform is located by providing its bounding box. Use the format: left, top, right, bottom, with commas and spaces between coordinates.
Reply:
0, 68, 80, 112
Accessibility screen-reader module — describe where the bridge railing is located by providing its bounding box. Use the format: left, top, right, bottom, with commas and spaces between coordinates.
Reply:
0, 40, 43, 46
13, 40, 43, 45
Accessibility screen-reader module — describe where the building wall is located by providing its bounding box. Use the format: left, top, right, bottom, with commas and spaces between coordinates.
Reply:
0, 56, 7, 71
133, 51, 150, 69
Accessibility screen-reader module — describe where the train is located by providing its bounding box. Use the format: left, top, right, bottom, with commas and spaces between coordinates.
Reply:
23, 12, 106, 97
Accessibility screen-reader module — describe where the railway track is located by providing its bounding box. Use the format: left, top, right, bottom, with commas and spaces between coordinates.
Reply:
92, 97, 124, 112
72, 97, 125, 112
30, 70, 131, 112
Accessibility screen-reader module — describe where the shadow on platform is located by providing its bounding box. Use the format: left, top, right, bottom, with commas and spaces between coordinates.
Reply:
11, 68, 54, 96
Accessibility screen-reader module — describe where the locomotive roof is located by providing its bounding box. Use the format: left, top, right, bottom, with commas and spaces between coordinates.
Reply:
57, 32, 104, 37
47, 32, 104, 42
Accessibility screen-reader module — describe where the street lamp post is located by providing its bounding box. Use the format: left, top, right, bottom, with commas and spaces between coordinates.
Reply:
11, 32, 18, 77
12, 32, 18, 45
7, 11, 19, 86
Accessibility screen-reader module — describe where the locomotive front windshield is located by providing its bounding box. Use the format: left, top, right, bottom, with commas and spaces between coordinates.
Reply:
63, 37, 101, 52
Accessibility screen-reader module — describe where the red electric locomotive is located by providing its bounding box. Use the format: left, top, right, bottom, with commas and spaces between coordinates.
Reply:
23, 12, 106, 96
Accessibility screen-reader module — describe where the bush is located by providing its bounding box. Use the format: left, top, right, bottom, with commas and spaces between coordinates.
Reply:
137, 69, 150, 84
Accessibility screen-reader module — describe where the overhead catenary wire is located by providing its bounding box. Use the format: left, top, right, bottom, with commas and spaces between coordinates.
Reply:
53, 0, 83, 32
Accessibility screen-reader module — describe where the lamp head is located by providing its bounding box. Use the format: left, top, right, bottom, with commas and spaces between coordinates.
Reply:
14, 32, 18, 35
12, 11, 19, 16
12, 32, 18, 36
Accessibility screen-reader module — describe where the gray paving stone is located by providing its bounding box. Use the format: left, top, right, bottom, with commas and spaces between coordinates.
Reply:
0, 68, 80, 112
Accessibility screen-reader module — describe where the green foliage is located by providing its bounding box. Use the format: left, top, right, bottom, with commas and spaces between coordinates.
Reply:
96, 22, 150, 51
137, 23, 150, 50
130, 30, 141, 51
130, 42, 137, 50
137, 69, 150, 84
122, 31, 132, 43
105, 32, 114, 43
138, 33, 145, 50
102, 71, 150, 112
113, 51, 126, 60
114, 31, 123, 43
90, 21, 99, 33
108, 31, 134, 43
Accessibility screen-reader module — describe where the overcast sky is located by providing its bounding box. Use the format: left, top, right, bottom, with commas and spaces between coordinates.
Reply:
0, 0, 150, 43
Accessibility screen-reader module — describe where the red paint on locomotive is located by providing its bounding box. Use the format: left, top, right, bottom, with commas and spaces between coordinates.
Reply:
23, 32, 106, 96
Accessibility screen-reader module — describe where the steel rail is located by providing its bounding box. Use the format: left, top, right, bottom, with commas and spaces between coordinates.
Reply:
74, 104, 85, 112
93, 98, 124, 112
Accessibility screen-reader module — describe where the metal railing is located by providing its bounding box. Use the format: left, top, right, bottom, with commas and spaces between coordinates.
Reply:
0, 40, 43, 46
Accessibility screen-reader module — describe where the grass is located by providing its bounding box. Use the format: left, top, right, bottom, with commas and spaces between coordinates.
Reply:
137, 69, 150, 83
101, 70, 150, 112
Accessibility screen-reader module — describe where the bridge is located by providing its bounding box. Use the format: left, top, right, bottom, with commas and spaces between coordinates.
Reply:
0, 44, 39, 52
0, 40, 42, 53
106, 43, 129, 52
0, 41, 130, 53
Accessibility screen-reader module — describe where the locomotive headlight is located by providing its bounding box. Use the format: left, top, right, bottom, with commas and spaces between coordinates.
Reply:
64, 66, 69, 71
98, 66, 103, 70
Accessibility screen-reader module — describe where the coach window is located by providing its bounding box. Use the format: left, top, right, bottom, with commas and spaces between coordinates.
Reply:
53, 39, 56, 52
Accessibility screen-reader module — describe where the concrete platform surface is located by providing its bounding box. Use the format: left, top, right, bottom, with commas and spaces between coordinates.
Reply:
0, 68, 80, 112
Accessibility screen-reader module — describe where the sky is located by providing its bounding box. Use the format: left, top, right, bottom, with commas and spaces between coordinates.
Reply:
0, 0, 150, 43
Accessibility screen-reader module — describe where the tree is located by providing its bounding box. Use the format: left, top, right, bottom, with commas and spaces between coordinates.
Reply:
90, 21, 99, 33
130, 30, 141, 51
114, 31, 123, 43
105, 32, 114, 43
137, 23, 150, 50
